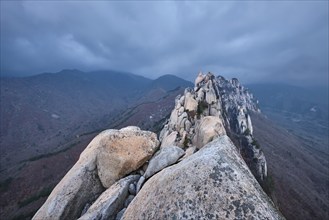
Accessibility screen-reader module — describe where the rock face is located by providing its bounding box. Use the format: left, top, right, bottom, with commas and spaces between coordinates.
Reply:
123, 136, 284, 220
79, 175, 139, 220
159, 72, 267, 182
193, 116, 226, 149
144, 146, 185, 179
33, 127, 159, 220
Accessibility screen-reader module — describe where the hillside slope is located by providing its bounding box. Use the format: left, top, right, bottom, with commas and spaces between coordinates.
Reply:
252, 113, 329, 220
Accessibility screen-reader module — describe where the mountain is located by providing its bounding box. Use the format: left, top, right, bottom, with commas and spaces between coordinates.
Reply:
33, 72, 284, 220
150, 74, 193, 91
0, 70, 193, 220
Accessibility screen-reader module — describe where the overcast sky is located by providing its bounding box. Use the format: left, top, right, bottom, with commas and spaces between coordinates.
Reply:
1, 1, 328, 86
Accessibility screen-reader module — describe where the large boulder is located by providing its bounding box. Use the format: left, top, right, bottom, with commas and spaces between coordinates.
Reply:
144, 146, 185, 179
193, 116, 226, 149
160, 131, 177, 148
94, 127, 159, 188
33, 126, 159, 220
78, 175, 140, 220
123, 136, 284, 220
184, 92, 198, 112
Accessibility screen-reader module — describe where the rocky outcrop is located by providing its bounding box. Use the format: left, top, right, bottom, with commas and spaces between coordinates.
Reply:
159, 72, 267, 183
33, 127, 159, 220
123, 136, 284, 220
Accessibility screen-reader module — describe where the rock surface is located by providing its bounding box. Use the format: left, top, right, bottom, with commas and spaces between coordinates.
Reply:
144, 145, 185, 179
193, 116, 226, 149
33, 127, 159, 220
79, 175, 139, 220
95, 126, 159, 188
123, 136, 284, 220
159, 72, 267, 183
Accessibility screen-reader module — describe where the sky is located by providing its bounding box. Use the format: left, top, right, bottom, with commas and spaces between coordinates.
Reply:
1, 1, 328, 86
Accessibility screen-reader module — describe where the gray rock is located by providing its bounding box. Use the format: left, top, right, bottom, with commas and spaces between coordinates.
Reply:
115, 208, 126, 220
180, 146, 196, 161
80, 203, 91, 216
205, 82, 217, 104
135, 176, 145, 194
138, 169, 144, 176
124, 195, 135, 208
123, 136, 284, 220
184, 120, 192, 132
128, 184, 136, 195
78, 175, 139, 220
144, 146, 185, 179
160, 131, 177, 148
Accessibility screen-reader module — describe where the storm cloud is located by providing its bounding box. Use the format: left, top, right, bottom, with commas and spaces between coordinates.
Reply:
1, 1, 328, 85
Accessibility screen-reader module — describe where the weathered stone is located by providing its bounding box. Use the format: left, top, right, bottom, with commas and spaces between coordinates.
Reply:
169, 109, 178, 127
33, 127, 159, 220
128, 183, 136, 195
205, 83, 217, 104
136, 176, 145, 194
115, 208, 126, 220
246, 114, 253, 135
194, 72, 205, 87
193, 116, 226, 149
184, 92, 198, 112
81, 203, 91, 217
179, 95, 185, 106
160, 131, 177, 148
178, 106, 184, 115
78, 175, 139, 220
178, 131, 188, 147
138, 169, 144, 176
144, 146, 185, 179
180, 146, 196, 161
122, 136, 284, 220
124, 195, 135, 208
184, 119, 192, 132
196, 88, 205, 102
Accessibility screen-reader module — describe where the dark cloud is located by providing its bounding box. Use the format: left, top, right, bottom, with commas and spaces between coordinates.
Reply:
1, 1, 328, 86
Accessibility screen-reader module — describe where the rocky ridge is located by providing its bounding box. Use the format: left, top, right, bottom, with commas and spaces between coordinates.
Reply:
33, 72, 283, 220
159, 72, 267, 182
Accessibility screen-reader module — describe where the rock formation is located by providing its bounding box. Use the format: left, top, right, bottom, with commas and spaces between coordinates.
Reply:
78, 175, 140, 220
123, 136, 283, 220
33, 72, 283, 220
33, 127, 159, 220
159, 72, 267, 182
